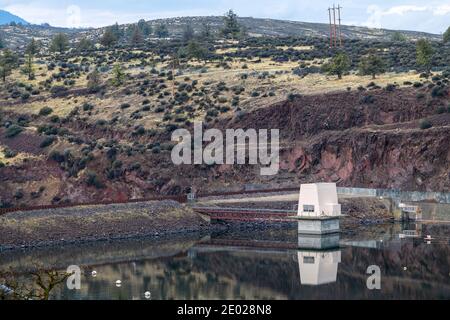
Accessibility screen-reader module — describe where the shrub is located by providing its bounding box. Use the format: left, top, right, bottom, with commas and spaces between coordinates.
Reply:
152, 146, 161, 154
49, 150, 65, 163
420, 119, 432, 130
50, 85, 68, 96
86, 172, 105, 189
39, 106, 53, 116
360, 95, 376, 104
0, 161, 5, 168
436, 106, 447, 114
14, 189, 24, 200
4, 148, 17, 158
120, 103, 131, 110
288, 93, 301, 102
431, 86, 447, 98
82, 103, 94, 111
40, 136, 57, 148
5, 125, 23, 138
21, 92, 30, 101
385, 84, 396, 92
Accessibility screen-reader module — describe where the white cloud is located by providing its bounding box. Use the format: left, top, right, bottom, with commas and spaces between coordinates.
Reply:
362, 3, 450, 32
384, 5, 428, 16
433, 5, 450, 16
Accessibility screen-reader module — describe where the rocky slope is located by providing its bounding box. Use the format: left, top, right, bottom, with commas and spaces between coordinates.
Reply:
0, 85, 449, 208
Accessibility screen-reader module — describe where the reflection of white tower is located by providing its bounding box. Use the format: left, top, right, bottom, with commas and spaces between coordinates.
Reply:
298, 250, 341, 286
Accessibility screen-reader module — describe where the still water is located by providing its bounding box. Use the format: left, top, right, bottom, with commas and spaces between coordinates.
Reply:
1, 223, 450, 300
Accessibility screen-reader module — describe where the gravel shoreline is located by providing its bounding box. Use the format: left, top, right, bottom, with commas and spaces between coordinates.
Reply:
0, 200, 211, 251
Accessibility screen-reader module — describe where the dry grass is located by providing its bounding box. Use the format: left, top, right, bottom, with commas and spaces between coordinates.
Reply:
0, 144, 39, 166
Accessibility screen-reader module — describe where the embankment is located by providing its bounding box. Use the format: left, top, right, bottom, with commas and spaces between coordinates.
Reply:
0, 200, 210, 250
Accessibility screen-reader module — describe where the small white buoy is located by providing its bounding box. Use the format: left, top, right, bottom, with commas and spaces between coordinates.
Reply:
115, 280, 122, 287
144, 291, 151, 299
91, 271, 97, 277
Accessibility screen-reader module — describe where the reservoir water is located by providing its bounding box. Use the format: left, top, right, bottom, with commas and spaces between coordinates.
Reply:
1, 222, 449, 300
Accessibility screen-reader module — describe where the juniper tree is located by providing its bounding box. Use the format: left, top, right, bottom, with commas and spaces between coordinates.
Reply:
358, 51, 386, 79
50, 33, 69, 53
322, 52, 351, 79
186, 41, 208, 62
76, 38, 94, 52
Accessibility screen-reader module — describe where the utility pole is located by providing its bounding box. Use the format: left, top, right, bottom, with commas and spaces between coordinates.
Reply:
337, 4, 343, 47
333, 4, 337, 48
328, 7, 333, 48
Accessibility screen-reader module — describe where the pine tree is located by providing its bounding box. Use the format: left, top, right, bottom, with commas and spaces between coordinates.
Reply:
221, 10, 241, 39
155, 24, 169, 38
111, 64, 126, 86
111, 23, 124, 39
26, 38, 40, 55
100, 28, 118, 48
22, 53, 35, 80
443, 27, 450, 43
182, 24, 195, 42
87, 69, 102, 93
137, 19, 152, 36
130, 26, 144, 45
200, 22, 213, 41
416, 39, 433, 74
0, 49, 19, 82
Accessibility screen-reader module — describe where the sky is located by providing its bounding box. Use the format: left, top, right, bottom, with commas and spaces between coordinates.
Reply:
1, 0, 449, 34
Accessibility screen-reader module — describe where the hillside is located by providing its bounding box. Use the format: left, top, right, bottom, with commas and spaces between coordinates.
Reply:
0, 13, 449, 208
0, 15, 442, 50
140, 16, 441, 41
0, 10, 28, 25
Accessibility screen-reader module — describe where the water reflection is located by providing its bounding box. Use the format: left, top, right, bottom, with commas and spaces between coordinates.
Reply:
1, 223, 450, 300
297, 233, 341, 286
298, 250, 341, 286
